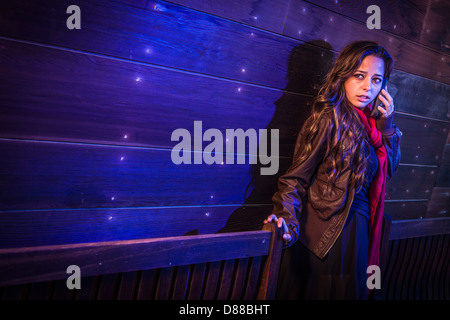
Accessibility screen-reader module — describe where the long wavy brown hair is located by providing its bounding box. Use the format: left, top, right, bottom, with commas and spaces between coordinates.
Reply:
298, 40, 393, 193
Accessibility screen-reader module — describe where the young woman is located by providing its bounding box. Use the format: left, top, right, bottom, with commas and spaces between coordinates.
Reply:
264, 41, 402, 299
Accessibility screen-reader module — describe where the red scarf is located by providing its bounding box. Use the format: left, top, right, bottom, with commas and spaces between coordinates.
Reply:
353, 104, 388, 270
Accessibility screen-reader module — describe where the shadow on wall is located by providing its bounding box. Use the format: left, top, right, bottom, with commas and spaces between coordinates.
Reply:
216, 40, 336, 234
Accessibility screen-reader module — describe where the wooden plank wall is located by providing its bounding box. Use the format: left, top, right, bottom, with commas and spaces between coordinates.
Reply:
0, 0, 449, 252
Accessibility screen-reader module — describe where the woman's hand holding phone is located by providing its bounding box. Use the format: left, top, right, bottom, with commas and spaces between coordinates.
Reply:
376, 88, 395, 119
374, 87, 395, 135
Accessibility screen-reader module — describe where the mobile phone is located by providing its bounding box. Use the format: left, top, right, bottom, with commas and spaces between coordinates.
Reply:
370, 78, 388, 118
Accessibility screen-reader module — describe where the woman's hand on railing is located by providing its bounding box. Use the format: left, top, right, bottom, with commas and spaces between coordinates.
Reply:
264, 214, 292, 242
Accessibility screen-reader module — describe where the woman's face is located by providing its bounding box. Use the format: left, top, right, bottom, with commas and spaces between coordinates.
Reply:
344, 55, 385, 110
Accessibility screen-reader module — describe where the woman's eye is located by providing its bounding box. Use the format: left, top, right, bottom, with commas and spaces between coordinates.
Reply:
373, 78, 382, 84
354, 74, 364, 79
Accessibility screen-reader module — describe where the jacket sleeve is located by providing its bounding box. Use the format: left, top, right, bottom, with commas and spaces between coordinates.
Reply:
381, 123, 402, 181
271, 115, 331, 247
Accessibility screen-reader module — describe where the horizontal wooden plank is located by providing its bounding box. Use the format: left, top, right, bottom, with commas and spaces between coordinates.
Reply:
313, 0, 450, 54
166, 0, 450, 85
0, 230, 272, 286
164, 0, 290, 34
0, 135, 438, 210
384, 200, 428, 221
309, 0, 440, 52
1, 36, 447, 157
390, 217, 450, 240
388, 70, 450, 122
0, 199, 439, 250
0, 198, 435, 250
436, 163, 450, 188
385, 164, 437, 200
0, 38, 312, 157
283, 0, 450, 85
394, 114, 449, 166
1, 41, 446, 165
0, 204, 274, 249
421, 0, 450, 53
426, 187, 450, 218
0, 0, 300, 90
0, 133, 438, 213
0, 139, 293, 210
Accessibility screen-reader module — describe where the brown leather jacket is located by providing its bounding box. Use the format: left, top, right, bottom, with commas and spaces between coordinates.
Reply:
271, 112, 402, 259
